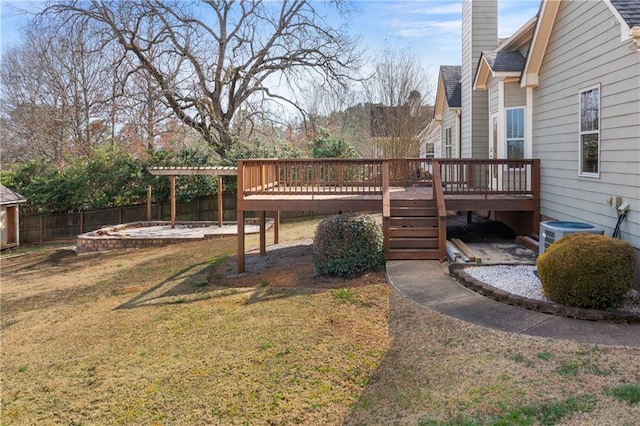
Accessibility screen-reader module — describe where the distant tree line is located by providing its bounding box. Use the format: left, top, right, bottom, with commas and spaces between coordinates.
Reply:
1, 1, 435, 214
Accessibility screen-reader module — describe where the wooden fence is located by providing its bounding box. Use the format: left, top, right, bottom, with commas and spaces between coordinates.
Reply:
19, 195, 321, 244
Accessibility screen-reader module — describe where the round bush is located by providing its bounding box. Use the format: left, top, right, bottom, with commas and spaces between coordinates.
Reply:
313, 213, 384, 278
537, 233, 636, 310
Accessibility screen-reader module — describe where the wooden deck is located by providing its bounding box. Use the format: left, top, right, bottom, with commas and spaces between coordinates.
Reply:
236, 158, 541, 272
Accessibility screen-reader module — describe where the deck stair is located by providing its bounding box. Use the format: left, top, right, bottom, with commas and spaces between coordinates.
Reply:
385, 198, 442, 260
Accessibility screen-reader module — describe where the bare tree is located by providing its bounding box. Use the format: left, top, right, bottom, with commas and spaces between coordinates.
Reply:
0, 20, 122, 162
45, 0, 362, 159
365, 46, 434, 158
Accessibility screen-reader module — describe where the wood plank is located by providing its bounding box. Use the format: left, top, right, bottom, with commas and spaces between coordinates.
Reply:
451, 238, 481, 263
389, 217, 439, 227
390, 207, 438, 217
390, 198, 436, 207
516, 235, 539, 252
389, 238, 439, 249
385, 249, 441, 260
388, 228, 440, 238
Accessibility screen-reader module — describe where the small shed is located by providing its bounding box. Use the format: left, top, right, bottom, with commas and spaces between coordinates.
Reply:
1, 185, 27, 250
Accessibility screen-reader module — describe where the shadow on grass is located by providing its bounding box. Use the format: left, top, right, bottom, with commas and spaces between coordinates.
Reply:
115, 241, 332, 309
114, 260, 252, 309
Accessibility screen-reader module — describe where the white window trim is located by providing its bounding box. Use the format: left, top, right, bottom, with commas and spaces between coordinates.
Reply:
505, 106, 526, 160
444, 126, 453, 158
578, 84, 601, 178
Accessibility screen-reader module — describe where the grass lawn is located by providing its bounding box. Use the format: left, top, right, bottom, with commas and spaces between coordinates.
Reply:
1, 218, 639, 425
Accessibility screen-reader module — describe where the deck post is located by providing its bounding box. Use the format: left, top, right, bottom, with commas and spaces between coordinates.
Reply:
382, 161, 391, 256
274, 211, 280, 244
237, 209, 245, 273
237, 160, 245, 273
170, 175, 176, 228
532, 159, 541, 235
217, 175, 223, 227
259, 211, 266, 255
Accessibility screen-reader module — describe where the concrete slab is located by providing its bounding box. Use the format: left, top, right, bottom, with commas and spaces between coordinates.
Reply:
386, 260, 476, 304
431, 296, 551, 334
523, 316, 640, 347
386, 258, 640, 348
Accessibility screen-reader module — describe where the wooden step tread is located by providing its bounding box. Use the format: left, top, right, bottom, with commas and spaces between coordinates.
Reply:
390, 199, 436, 208
390, 207, 438, 217
388, 227, 439, 238
385, 249, 442, 260
389, 217, 439, 227
389, 238, 439, 249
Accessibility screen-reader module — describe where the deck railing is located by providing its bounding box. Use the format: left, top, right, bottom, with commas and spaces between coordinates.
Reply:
240, 159, 385, 195
432, 161, 448, 260
239, 158, 540, 198
437, 159, 540, 197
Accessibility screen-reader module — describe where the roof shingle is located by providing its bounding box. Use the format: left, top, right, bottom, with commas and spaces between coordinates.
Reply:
610, 0, 640, 28
440, 65, 461, 108
0, 185, 26, 205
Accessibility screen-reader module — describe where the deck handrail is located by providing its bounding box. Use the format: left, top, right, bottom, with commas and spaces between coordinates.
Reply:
432, 160, 447, 260
381, 161, 391, 255
240, 158, 385, 196
436, 158, 537, 197
238, 158, 540, 199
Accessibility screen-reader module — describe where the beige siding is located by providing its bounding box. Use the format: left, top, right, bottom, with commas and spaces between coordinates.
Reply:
461, 0, 496, 159
505, 82, 526, 108
533, 0, 640, 248
489, 79, 499, 114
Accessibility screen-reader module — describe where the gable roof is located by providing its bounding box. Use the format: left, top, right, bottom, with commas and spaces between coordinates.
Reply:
474, 49, 527, 90
434, 65, 461, 120
441, 66, 462, 108
523, 0, 640, 87
0, 185, 26, 205
482, 50, 526, 72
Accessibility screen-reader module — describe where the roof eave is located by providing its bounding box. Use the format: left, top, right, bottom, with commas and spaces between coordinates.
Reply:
521, 0, 561, 88
473, 55, 492, 91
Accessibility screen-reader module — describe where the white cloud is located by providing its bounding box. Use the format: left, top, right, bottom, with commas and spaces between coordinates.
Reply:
392, 19, 462, 38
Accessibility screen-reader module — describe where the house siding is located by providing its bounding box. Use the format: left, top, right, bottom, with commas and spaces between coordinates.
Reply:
505, 82, 526, 108
489, 78, 500, 114
461, 0, 496, 159
533, 0, 640, 248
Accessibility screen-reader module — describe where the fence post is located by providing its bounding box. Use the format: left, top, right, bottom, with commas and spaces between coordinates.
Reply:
147, 186, 152, 221
80, 211, 84, 234
40, 216, 44, 244
217, 175, 223, 227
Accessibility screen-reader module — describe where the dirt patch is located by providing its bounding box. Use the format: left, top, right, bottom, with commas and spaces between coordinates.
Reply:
210, 238, 386, 289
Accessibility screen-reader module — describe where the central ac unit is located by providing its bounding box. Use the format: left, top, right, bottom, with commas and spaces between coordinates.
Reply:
539, 221, 605, 256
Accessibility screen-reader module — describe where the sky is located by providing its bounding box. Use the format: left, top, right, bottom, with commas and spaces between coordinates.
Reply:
0, 0, 541, 93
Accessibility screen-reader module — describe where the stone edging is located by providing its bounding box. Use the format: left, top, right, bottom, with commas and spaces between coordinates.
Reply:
449, 263, 640, 324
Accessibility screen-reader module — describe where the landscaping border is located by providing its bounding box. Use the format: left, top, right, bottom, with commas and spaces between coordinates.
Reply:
449, 263, 640, 323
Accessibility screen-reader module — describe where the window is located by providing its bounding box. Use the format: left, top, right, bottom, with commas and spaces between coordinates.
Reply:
579, 85, 600, 176
506, 108, 525, 160
424, 142, 434, 158
444, 127, 453, 158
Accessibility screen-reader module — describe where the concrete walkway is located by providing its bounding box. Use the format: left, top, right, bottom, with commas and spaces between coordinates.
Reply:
386, 260, 640, 348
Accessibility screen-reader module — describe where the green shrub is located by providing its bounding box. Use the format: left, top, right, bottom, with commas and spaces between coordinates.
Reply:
313, 213, 384, 278
537, 233, 636, 310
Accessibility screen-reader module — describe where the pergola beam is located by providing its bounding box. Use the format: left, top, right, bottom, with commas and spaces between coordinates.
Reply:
148, 166, 238, 228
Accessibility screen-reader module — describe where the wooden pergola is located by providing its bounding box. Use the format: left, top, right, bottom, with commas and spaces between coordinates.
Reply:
148, 166, 238, 228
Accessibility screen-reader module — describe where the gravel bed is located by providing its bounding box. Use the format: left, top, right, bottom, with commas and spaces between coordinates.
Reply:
465, 264, 640, 315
